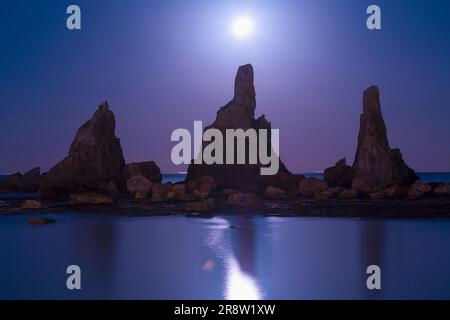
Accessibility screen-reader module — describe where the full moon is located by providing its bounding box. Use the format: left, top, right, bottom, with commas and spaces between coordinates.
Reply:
232, 17, 254, 38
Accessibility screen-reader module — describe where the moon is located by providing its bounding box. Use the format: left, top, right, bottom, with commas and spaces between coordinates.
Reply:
232, 16, 254, 38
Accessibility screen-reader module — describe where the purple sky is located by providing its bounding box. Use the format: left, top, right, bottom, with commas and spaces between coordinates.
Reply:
1, 0, 450, 174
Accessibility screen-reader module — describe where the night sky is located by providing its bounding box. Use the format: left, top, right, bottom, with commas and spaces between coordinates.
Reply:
1, 0, 449, 174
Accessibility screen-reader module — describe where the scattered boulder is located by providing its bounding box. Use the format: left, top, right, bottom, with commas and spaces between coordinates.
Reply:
134, 192, 148, 200
127, 175, 153, 195
408, 180, 432, 199
382, 186, 407, 198
434, 184, 450, 196
27, 217, 56, 224
228, 193, 263, 208
351, 176, 376, 194
188, 176, 217, 199
124, 161, 162, 183
173, 184, 186, 195
324, 158, 354, 188
352, 86, 418, 187
69, 193, 115, 205
170, 184, 194, 201
299, 178, 328, 197
193, 190, 209, 200
186, 198, 216, 213
39, 102, 126, 197
99, 181, 120, 197
151, 192, 165, 202
313, 188, 343, 201
264, 186, 287, 200
151, 183, 173, 202
21, 199, 42, 209
152, 183, 173, 196
17, 167, 41, 192
338, 189, 359, 200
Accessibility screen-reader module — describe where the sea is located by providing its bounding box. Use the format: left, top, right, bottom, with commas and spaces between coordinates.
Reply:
1, 172, 450, 299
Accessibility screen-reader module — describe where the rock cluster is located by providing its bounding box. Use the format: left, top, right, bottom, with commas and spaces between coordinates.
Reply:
124, 161, 162, 184
21, 199, 42, 209
324, 85, 419, 198
0, 168, 41, 193
0, 173, 21, 192
2, 66, 449, 213
353, 86, 418, 186
39, 102, 126, 197
228, 192, 263, 208
186, 64, 302, 195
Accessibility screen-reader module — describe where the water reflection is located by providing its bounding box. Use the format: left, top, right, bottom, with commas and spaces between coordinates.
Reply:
225, 256, 262, 300
2, 214, 450, 299
71, 218, 118, 298
203, 217, 263, 300
360, 221, 385, 299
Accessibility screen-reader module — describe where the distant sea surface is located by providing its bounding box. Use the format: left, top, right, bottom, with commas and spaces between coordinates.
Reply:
2, 172, 450, 184
163, 172, 450, 184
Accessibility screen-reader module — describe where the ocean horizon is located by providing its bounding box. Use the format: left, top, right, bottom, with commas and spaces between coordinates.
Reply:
155, 172, 450, 184
2, 172, 450, 184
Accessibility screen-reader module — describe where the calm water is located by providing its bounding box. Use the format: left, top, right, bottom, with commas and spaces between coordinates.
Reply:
1, 173, 450, 299
1, 214, 450, 300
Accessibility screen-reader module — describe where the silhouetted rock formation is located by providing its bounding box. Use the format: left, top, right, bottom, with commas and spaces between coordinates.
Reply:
0, 172, 20, 192
186, 64, 301, 192
17, 167, 41, 192
39, 102, 126, 197
324, 158, 354, 188
352, 86, 418, 186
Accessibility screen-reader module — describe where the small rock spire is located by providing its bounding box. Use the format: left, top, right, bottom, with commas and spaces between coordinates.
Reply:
233, 64, 256, 115
363, 85, 381, 114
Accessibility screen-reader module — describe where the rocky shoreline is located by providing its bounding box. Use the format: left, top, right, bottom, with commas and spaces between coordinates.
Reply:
2, 193, 450, 219
1, 64, 450, 220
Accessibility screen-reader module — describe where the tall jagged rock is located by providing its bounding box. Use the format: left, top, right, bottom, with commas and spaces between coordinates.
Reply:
186, 64, 301, 192
352, 86, 418, 186
39, 102, 126, 196
234, 63, 256, 117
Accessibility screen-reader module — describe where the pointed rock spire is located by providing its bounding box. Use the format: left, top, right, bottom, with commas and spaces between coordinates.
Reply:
186, 64, 300, 192
352, 86, 418, 186
39, 102, 126, 196
233, 64, 256, 116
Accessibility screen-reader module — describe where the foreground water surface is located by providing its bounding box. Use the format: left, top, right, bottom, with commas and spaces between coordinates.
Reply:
1, 214, 450, 300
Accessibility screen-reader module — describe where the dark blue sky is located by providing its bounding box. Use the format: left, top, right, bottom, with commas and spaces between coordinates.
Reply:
1, 0, 450, 173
